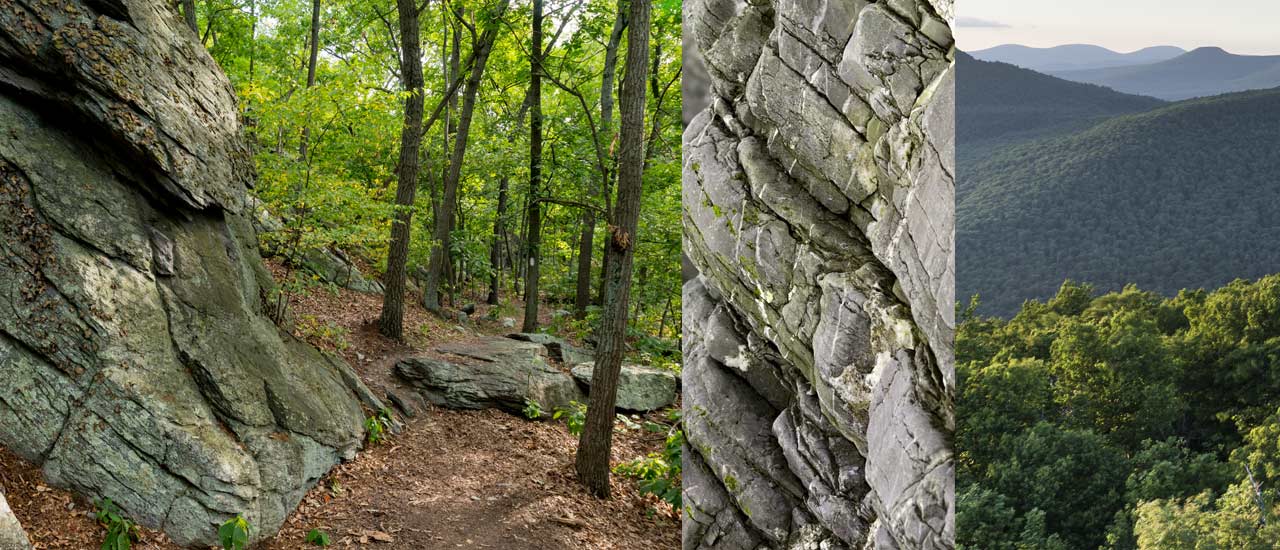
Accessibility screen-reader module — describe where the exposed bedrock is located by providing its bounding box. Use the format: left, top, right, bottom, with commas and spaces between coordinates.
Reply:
682, 0, 954, 547
0, 0, 380, 546
0, 491, 31, 550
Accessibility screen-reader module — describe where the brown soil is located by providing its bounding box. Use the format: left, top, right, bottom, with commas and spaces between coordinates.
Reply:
0, 262, 679, 549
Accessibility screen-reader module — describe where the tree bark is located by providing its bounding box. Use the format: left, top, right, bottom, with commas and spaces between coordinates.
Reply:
424, 7, 464, 312
377, 0, 425, 340
488, 174, 509, 304
521, 0, 544, 332
574, 0, 650, 498
299, 0, 321, 160
181, 0, 198, 33
425, 2, 508, 314
573, 5, 627, 320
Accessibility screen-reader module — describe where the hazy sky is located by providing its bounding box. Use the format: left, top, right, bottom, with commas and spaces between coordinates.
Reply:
958, 1, 1280, 55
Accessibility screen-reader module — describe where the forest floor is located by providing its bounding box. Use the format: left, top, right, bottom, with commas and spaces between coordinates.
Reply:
0, 263, 680, 549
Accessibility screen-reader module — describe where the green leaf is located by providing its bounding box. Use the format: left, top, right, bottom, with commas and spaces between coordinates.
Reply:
306, 529, 331, 546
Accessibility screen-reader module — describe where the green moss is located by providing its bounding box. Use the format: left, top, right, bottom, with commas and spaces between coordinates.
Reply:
724, 473, 739, 492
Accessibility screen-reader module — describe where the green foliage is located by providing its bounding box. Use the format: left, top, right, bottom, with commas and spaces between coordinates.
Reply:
365, 407, 395, 444
193, 0, 683, 337
960, 276, 1280, 549
553, 400, 587, 436
615, 412, 683, 510
95, 499, 138, 550
295, 314, 351, 355
522, 398, 543, 420
306, 528, 332, 547
218, 515, 251, 550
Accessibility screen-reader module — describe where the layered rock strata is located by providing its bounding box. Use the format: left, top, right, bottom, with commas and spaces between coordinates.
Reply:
0, 0, 379, 545
682, 0, 954, 548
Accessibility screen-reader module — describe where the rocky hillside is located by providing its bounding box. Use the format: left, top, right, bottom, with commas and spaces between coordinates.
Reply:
0, 0, 381, 546
682, 0, 954, 548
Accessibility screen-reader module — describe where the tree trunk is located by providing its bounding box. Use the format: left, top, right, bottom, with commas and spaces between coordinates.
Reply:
181, 0, 197, 33
424, 9, 463, 312
521, 0, 544, 332
425, 2, 507, 314
574, 5, 627, 320
574, 0, 650, 498
299, 0, 320, 160
377, 0, 424, 340
488, 175, 509, 304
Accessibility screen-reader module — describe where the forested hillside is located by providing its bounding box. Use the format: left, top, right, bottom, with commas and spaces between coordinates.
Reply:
200, 0, 683, 338
957, 278, 1280, 549
0, 0, 685, 547
956, 52, 1164, 195
958, 87, 1280, 316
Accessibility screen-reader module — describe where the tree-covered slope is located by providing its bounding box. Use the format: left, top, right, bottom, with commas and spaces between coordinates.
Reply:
958, 278, 1280, 550
957, 52, 1165, 198
970, 43, 1184, 73
958, 87, 1280, 317
1053, 47, 1280, 100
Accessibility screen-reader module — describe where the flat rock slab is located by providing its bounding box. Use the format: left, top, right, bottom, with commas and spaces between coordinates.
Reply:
505, 333, 594, 365
0, 491, 31, 550
395, 337, 584, 414
571, 364, 678, 412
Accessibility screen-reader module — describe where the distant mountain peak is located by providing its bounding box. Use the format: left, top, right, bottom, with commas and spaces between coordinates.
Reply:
1185, 46, 1231, 56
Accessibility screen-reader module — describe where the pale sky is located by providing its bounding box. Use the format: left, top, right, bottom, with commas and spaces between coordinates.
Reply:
958, 1, 1280, 55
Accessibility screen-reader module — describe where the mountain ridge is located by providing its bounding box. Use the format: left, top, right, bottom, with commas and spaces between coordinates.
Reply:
957, 51, 1166, 198
1051, 47, 1280, 100
970, 43, 1185, 72
958, 87, 1280, 316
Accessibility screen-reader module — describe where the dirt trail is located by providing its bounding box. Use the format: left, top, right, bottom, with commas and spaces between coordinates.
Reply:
1, 275, 679, 549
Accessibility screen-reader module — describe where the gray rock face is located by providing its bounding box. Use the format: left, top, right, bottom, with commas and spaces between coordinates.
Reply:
0, 1, 379, 546
0, 492, 31, 550
570, 364, 678, 412
683, 0, 954, 547
394, 337, 585, 414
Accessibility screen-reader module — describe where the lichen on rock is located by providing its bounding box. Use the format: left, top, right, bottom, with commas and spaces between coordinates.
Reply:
0, 0, 381, 546
682, 0, 954, 547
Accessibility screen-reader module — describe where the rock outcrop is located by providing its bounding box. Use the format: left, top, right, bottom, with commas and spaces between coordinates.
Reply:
0, 491, 31, 550
682, 0, 954, 548
0, 0, 379, 546
571, 363, 678, 412
394, 337, 585, 414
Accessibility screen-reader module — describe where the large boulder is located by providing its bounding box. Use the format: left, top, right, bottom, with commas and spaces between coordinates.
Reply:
394, 337, 584, 414
571, 364, 678, 412
0, 1, 380, 546
683, 0, 954, 547
0, 491, 31, 550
